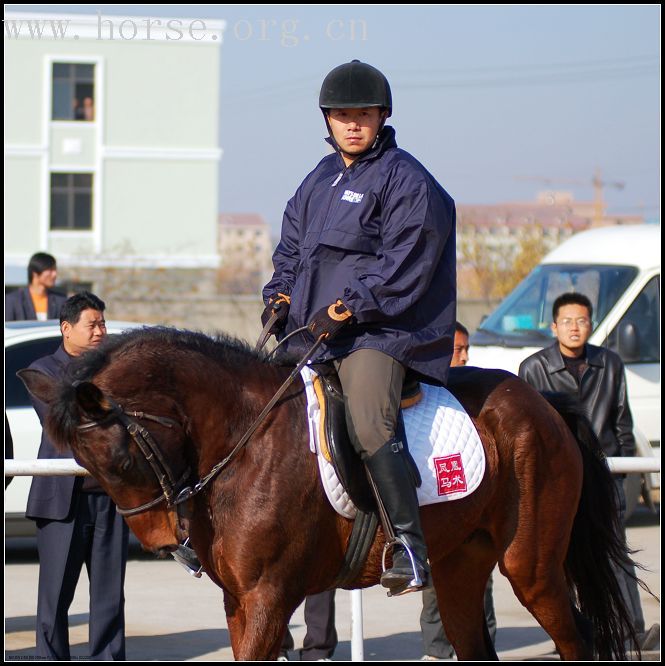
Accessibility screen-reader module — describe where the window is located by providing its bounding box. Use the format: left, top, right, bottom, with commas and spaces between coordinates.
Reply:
606, 277, 660, 364
50, 173, 93, 230
477, 263, 638, 346
52, 63, 95, 121
5, 338, 62, 408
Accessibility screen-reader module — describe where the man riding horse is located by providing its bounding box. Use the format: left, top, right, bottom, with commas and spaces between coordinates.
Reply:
262, 59, 456, 596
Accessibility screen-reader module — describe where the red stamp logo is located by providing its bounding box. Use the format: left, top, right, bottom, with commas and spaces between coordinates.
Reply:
434, 453, 467, 496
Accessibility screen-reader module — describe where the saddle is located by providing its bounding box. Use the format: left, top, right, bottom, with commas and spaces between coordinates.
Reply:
303, 366, 485, 588
309, 365, 422, 514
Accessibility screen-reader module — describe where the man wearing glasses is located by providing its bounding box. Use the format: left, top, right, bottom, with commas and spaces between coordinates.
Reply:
518, 291, 659, 652
518, 292, 634, 462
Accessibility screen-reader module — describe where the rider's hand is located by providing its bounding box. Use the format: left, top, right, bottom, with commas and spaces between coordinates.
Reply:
261, 293, 291, 334
308, 299, 354, 341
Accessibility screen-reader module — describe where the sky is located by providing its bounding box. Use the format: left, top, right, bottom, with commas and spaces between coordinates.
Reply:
6, 4, 661, 235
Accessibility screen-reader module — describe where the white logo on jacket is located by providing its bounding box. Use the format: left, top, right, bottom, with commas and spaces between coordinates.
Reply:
341, 190, 364, 204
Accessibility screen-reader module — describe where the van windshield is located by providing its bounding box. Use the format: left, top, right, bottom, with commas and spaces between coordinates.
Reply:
473, 263, 638, 347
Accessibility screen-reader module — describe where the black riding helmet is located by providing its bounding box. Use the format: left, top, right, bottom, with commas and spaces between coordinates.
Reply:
319, 59, 392, 116
319, 60, 392, 157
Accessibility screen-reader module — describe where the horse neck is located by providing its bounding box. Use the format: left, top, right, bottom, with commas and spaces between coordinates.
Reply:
185, 359, 308, 476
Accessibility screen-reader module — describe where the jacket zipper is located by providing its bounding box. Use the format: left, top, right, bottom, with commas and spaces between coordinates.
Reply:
319, 162, 352, 234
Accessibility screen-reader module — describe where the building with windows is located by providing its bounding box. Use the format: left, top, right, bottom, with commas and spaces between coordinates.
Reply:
4, 11, 228, 327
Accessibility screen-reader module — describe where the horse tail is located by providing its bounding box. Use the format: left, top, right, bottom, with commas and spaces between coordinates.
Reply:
542, 391, 642, 660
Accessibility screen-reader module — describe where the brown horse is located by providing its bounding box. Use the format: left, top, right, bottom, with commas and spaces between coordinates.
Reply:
19, 327, 640, 661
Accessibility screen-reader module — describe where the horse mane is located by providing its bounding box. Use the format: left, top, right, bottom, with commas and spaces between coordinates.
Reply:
47, 326, 289, 452
68, 326, 281, 382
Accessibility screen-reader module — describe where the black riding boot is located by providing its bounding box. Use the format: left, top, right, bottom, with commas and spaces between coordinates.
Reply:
365, 438, 429, 595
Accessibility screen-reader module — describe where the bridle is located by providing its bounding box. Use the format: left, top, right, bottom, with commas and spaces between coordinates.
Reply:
77, 396, 192, 519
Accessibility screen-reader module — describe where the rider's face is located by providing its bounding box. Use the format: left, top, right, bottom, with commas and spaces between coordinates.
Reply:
327, 107, 384, 165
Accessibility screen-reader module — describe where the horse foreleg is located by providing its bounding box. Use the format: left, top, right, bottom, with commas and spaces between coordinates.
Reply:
431, 534, 498, 660
223, 590, 246, 659
231, 587, 294, 661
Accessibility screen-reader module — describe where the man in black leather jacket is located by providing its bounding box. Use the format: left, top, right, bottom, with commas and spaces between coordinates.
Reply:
519, 291, 658, 651
518, 292, 634, 458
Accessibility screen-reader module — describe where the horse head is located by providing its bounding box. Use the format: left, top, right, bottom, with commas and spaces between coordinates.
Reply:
18, 332, 200, 557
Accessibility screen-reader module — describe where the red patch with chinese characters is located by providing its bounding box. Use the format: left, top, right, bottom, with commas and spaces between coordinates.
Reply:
434, 453, 467, 496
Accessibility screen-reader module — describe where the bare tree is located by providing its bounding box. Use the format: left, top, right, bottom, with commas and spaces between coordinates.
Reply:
458, 227, 547, 303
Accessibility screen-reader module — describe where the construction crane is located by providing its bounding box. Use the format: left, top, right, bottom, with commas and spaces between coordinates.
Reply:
516, 168, 625, 224
591, 168, 624, 223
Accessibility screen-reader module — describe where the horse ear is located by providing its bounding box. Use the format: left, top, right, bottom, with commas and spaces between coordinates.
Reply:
74, 381, 113, 418
17, 369, 58, 405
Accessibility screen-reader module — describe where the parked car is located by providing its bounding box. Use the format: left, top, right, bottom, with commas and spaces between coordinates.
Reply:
469, 224, 660, 518
5, 320, 145, 537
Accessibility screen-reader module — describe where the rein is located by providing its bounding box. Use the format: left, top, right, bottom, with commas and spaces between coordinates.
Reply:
76, 331, 325, 518
175, 332, 325, 504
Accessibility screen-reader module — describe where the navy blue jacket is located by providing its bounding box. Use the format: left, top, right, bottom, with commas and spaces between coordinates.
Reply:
26, 345, 90, 520
5, 287, 67, 321
264, 126, 456, 385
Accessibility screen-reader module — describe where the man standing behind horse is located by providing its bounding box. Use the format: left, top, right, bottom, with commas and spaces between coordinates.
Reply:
26, 292, 129, 659
262, 60, 456, 596
5, 252, 67, 321
519, 291, 659, 651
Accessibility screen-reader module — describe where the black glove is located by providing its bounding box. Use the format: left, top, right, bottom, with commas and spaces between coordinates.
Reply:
261, 293, 291, 335
308, 299, 354, 341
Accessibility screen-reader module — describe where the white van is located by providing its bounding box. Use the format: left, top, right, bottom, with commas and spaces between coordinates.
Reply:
469, 224, 660, 512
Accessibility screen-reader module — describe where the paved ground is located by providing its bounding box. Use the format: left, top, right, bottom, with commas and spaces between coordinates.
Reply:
5, 504, 660, 661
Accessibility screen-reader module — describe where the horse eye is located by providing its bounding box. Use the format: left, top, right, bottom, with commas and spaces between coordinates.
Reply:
120, 457, 133, 473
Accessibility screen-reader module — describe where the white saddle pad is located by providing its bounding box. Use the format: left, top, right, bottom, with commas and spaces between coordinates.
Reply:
300, 367, 485, 519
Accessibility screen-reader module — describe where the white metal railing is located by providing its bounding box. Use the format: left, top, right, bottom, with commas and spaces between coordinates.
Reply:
4, 456, 660, 662
4, 456, 661, 478
5, 459, 89, 475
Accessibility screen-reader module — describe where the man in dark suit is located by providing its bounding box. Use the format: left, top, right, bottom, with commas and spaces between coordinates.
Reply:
26, 291, 129, 660
5, 252, 67, 321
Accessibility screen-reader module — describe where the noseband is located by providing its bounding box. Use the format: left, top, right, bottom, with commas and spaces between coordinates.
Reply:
77, 397, 192, 518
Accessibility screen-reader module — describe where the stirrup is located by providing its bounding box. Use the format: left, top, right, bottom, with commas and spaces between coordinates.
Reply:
381, 536, 426, 597
171, 538, 203, 578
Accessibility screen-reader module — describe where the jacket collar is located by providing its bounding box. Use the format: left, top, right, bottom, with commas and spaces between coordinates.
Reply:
325, 125, 397, 168
54, 343, 73, 364
542, 342, 605, 373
